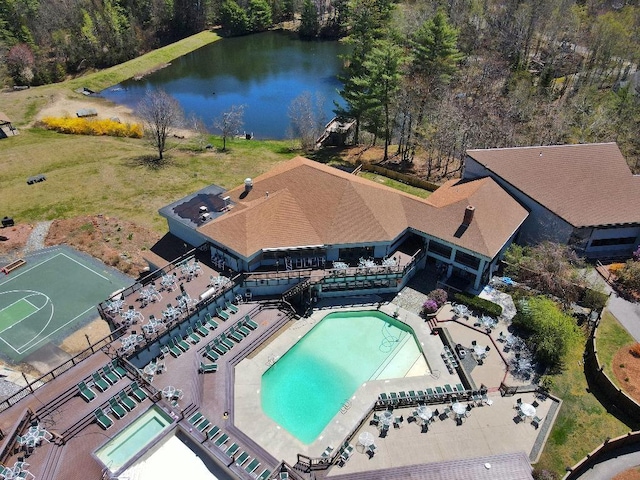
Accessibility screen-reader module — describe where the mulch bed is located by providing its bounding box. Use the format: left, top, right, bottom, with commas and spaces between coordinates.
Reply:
612, 348, 640, 403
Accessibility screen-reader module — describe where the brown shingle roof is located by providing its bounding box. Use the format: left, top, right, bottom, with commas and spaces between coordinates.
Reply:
197, 157, 528, 259
466, 143, 640, 227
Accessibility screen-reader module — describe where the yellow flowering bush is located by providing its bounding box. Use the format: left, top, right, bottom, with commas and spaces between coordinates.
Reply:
40, 116, 143, 138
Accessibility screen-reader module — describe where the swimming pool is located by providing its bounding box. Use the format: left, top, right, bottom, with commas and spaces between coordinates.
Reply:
95, 405, 174, 473
261, 310, 425, 444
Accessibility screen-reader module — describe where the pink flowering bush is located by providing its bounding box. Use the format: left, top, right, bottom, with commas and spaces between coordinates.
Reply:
422, 299, 439, 315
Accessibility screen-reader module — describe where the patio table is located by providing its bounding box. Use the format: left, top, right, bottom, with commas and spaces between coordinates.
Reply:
379, 410, 394, 427
358, 431, 375, 449
452, 402, 466, 416
520, 403, 536, 418
382, 257, 397, 267
416, 405, 432, 424
453, 304, 469, 317
162, 385, 176, 400
333, 261, 348, 270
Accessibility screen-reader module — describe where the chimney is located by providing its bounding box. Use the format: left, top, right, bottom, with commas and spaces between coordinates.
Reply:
463, 205, 475, 226
244, 178, 253, 192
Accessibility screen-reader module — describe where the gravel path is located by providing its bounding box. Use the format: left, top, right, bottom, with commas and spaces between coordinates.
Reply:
23, 220, 53, 254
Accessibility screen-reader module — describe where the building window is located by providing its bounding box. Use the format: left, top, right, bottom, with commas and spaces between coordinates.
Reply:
428, 240, 452, 259
590, 237, 637, 247
454, 250, 481, 270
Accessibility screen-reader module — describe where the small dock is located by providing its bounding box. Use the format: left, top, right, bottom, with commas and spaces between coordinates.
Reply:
315, 117, 356, 149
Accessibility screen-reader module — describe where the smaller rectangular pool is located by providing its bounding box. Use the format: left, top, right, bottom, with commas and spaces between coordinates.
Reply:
95, 405, 173, 473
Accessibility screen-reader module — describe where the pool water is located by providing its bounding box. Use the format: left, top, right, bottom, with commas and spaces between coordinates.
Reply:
261, 310, 424, 444
95, 406, 173, 472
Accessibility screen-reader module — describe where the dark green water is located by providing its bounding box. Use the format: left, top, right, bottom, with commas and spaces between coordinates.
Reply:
101, 31, 350, 139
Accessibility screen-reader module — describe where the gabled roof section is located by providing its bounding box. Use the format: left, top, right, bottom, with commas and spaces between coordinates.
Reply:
467, 143, 640, 227
196, 157, 528, 259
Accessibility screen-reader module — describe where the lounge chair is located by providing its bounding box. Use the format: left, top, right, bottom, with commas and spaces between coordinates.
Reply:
426, 387, 435, 398
408, 390, 417, 402
235, 451, 249, 466
167, 342, 182, 358
235, 321, 251, 337
111, 359, 127, 378
77, 382, 96, 402
214, 433, 229, 447
109, 397, 128, 419
398, 391, 407, 404
129, 382, 147, 402
207, 425, 221, 441
455, 383, 465, 393
377, 392, 388, 405
91, 372, 110, 393
281, 472, 290, 479
243, 314, 258, 330
205, 313, 219, 329
435, 386, 444, 397
211, 340, 227, 355
226, 327, 243, 343
196, 419, 211, 433
204, 345, 220, 362
218, 334, 235, 350
172, 336, 190, 353
389, 392, 398, 404
118, 390, 137, 411
199, 361, 218, 373
188, 412, 205, 426
94, 408, 113, 430
194, 321, 208, 337
226, 443, 239, 457
186, 327, 201, 344
102, 365, 120, 385
245, 458, 260, 474
444, 384, 454, 394
257, 469, 271, 480
225, 301, 239, 314
216, 307, 230, 321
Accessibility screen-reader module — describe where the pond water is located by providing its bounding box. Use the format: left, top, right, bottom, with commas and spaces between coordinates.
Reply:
101, 31, 350, 139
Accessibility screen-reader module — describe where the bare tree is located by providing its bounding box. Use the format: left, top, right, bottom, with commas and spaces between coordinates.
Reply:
214, 105, 245, 151
137, 89, 184, 161
288, 91, 327, 151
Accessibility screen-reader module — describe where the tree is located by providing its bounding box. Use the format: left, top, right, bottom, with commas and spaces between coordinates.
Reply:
219, 0, 249, 36
214, 105, 245, 151
137, 89, 185, 162
249, 0, 272, 32
288, 91, 326, 151
299, 0, 319, 38
6, 43, 35, 85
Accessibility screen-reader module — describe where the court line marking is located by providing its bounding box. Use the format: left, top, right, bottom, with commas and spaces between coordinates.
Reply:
0, 290, 52, 353
60, 253, 109, 281
23, 298, 38, 310
0, 253, 63, 285
0, 299, 30, 315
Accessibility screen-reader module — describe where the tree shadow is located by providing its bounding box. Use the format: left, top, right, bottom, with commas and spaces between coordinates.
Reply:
124, 155, 173, 170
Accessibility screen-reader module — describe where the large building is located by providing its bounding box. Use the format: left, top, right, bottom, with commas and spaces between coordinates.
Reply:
464, 143, 640, 259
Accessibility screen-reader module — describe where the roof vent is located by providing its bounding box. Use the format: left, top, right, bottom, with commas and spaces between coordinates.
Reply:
199, 205, 208, 213
244, 178, 253, 191
463, 205, 475, 226
200, 212, 211, 222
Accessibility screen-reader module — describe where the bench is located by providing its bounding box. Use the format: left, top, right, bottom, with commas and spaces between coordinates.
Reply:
1, 259, 26, 275
27, 174, 46, 185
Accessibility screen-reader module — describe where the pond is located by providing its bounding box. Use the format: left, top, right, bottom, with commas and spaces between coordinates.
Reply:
101, 31, 350, 139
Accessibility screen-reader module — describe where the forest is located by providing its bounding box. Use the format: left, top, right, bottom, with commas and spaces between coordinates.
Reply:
1, 0, 639, 175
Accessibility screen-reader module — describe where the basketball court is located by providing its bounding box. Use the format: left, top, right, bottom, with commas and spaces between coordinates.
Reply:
0, 247, 131, 361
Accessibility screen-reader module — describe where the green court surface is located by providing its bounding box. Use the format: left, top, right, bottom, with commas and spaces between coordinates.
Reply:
0, 247, 131, 361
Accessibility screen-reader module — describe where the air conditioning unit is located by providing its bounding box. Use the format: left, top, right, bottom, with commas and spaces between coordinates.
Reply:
199, 205, 208, 213
200, 212, 211, 222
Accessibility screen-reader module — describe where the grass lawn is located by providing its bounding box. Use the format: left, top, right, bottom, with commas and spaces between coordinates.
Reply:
536, 321, 631, 475
0, 31, 220, 125
0, 129, 292, 232
358, 172, 432, 198
597, 309, 636, 382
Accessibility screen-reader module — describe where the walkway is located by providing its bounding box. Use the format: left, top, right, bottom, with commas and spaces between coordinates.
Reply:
570, 443, 640, 479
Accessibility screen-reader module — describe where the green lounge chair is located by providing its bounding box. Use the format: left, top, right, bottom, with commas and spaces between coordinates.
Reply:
207, 425, 221, 440
224, 301, 239, 314
435, 386, 444, 396
188, 412, 204, 426
226, 443, 239, 457
130, 382, 147, 402
91, 372, 110, 392
204, 345, 219, 362
245, 458, 260, 474
444, 384, 453, 394
235, 451, 249, 466
211, 340, 227, 355
103, 365, 120, 385
205, 313, 219, 329
109, 397, 128, 419
196, 419, 211, 433
216, 307, 230, 321
165, 342, 182, 358
218, 334, 234, 350
214, 433, 229, 447
118, 390, 137, 411
186, 327, 201, 344
426, 387, 435, 397
175, 336, 190, 352
456, 383, 465, 393
235, 321, 251, 337
94, 408, 113, 430
408, 390, 417, 402
78, 382, 96, 402
199, 361, 218, 373
195, 321, 209, 337
111, 359, 127, 378
243, 315, 258, 330
226, 327, 243, 343
257, 469, 271, 480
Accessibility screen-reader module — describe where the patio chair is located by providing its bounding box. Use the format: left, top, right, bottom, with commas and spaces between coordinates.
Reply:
435, 386, 444, 397
370, 414, 379, 426
91, 372, 110, 393
281, 471, 290, 479
377, 393, 388, 406
245, 458, 261, 474
444, 384, 454, 394
421, 422, 429, 433
226, 443, 240, 457
94, 408, 113, 430
482, 393, 493, 406
455, 416, 463, 426
226, 327, 243, 343
531, 415, 543, 429
214, 433, 229, 447
129, 382, 147, 402
243, 314, 258, 330
118, 390, 137, 411
225, 301, 239, 314
216, 307, 230, 321
321, 445, 334, 457
455, 383, 465, 393
77, 382, 96, 402
205, 313, 219, 330
379, 424, 389, 438
532, 400, 539, 408
199, 361, 218, 373
109, 397, 128, 420
211, 340, 227, 355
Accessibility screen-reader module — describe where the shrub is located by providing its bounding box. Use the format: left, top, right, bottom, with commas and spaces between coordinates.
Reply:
616, 259, 640, 292
630, 343, 640, 358
427, 288, 448, 307
422, 299, 439, 315
452, 292, 502, 317
532, 469, 558, 480
580, 288, 609, 311
39, 116, 143, 138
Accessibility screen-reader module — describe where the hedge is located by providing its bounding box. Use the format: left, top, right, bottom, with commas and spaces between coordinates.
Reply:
40, 117, 143, 138
453, 292, 502, 317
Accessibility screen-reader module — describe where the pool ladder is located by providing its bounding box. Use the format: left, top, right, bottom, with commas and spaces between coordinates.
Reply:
340, 399, 352, 414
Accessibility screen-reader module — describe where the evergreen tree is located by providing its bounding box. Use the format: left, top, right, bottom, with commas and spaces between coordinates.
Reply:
220, 0, 249, 36
299, 0, 319, 38
249, 0, 272, 32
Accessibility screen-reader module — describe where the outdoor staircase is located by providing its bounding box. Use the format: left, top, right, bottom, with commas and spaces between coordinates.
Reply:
282, 279, 312, 302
